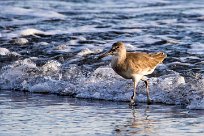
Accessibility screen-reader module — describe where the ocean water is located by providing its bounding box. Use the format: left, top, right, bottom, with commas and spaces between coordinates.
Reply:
0, 0, 204, 135
0, 90, 204, 136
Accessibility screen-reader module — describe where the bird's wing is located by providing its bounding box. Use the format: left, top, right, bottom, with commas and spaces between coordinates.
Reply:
126, 52, 166, 74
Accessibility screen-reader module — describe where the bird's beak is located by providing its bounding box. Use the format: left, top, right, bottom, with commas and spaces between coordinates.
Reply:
97, 49, 113, 60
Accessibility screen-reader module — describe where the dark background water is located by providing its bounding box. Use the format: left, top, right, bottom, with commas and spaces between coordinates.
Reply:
0, 0, 204, 75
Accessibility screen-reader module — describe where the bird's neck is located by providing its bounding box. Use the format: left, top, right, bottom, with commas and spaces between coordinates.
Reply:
117, 52, 126, 64
118, 49, 127, 62
111, 51, 126, 68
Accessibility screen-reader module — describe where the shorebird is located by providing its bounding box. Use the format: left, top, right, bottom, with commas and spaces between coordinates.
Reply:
98, 42, 167, 105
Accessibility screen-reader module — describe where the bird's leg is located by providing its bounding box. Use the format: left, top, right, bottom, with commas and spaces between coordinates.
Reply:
130, 80, 137, 106
141, 77, 152, 105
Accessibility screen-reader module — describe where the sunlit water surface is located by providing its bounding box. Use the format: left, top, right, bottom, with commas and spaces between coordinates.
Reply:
0, 90, 204, 136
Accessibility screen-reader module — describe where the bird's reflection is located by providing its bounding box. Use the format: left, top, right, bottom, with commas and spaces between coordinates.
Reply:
115, 105, 155, 135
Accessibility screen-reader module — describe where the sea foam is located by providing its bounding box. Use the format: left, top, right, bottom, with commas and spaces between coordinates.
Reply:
0, 48, 20, 56
1, 6, 66, 19
0, 58, 203, 110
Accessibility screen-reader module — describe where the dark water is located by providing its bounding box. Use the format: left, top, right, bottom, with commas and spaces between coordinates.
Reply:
0, 90, 204, 136
0, 0, 204, 75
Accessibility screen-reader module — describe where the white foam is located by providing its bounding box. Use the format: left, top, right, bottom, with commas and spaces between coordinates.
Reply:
179, 56, 200, 62
125, 43, 138, 50
1, 18, 41, 28
0, 59, 37, 90
187, 98, 204, 110
158, 19, 177, 24
75, 69, 186, 103
68, 40, 78, 45
183, 9, 204, 15
188, 42, 204, 55
46, 25, 110, 36
0, 48, 10, 55
19, 28, 49, 36
0, 47, 20, 56
13, 38, 29, 45
4, 28, 52, 39
29, 80, 65, 93
1, 6, 66, 19
5, 28, 89, 39
137, 35, 161, 44
39, 42, 49, 46
42, 60, 61, 73
0, 59, 204, 109
77, 48, 94, 56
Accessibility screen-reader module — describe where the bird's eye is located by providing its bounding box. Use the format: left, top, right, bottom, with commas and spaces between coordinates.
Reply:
112, 46, 119, 51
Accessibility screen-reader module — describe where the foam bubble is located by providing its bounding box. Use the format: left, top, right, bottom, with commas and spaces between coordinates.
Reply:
42, 60, 61, 74
77, 48, 94, 56
19, 28, 49, 36
0, 48, 10, 55
52, 44, 72, 53
0, 47, 20, 56
4, 28, 52, 39
13, 38, 29, 45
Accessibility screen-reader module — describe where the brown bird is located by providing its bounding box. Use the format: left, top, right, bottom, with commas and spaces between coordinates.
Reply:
98, 42, 167, 105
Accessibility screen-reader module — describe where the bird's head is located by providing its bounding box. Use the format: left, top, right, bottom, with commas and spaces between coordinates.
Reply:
98, 42, 126, 59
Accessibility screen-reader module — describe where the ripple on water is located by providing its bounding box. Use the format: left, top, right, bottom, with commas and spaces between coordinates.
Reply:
0, 90, 204, 136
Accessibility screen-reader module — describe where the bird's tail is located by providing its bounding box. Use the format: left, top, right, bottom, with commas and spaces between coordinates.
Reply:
151, 52, 167, 63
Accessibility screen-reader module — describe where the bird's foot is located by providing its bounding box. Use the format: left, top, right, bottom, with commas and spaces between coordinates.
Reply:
129, 99, 137, 106
147, 99, 153, 105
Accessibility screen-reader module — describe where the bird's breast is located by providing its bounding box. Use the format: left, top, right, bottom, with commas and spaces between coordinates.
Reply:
115, 69, 132, 79
111, 56, 132, 79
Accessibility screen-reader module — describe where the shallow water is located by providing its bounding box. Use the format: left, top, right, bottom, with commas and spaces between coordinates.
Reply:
0, 90, 204, 136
